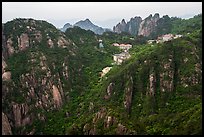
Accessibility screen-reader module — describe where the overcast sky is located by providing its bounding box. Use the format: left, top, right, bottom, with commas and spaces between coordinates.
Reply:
2, 2, 202, 29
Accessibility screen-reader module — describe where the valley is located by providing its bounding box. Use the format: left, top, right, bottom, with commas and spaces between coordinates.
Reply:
2, 13, 202, 135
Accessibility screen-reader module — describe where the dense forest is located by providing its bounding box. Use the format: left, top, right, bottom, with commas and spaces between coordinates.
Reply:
2, 14, 202, 135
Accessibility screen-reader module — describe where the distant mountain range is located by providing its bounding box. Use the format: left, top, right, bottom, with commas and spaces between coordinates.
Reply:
60, 19, 111, 35
62, 13, 202, 38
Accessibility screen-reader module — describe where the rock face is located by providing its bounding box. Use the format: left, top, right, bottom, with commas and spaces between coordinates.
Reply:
6, 38, 15, 56
2, 25, 9, 59
148, 72, 156, 96
123, 76, 133, 113
2, 71, 11, 81
82, 107, 135, 135
138, 13, 160, 37
52, 85, 63, 109
104, 83, 114, 100
2, 18, 77, 134
113, 17, 142, 35
113, 13, 162, 37
12, 103, 31, 127
113, 19, 127, 34
126, 17, 142, 35
18, 33, 29, 51
2, 112, 12, 135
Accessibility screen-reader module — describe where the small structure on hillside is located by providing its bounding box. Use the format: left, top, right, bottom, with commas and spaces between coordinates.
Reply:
99, 39, 104, 48
112, 43, 132, 51
174, 34, 183, 39
113, 52, 131, 65
162, 34, 174, 42
147, 40, 156, 44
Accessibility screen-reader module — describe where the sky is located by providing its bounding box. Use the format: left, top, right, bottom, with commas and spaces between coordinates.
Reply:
2, 2, 202, 29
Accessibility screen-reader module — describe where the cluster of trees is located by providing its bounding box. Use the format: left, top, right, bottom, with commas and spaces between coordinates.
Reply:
3, 15, 202, 135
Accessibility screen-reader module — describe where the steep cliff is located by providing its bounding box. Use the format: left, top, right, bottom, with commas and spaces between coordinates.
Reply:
2, 18, 81, 134
2, 15, 202, 135
60, 29, 202, 135
138, 13, 160, 37
113, 14, 159, 37
113, 13, 202, 39
113, 19, 128, 34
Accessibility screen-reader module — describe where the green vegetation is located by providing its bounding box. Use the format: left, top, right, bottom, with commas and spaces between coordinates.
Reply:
2, 15, 202, 135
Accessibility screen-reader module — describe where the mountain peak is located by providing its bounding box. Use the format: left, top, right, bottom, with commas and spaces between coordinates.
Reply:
121, 19, 126, 24
153, 13, 160, 19
84, 18, 91, 22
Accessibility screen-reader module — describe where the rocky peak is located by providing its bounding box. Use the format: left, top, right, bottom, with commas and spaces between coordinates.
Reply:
113, 19, 128, 33
138, 13, 160, 37
113, 13, 162, 37
121, 19, 126, 24
72, 18, 106, 35
63, 23, 72, 28
61, 23, 72, 32
153, 13, 160, 19
145, 14, 152, 20
84, 18, 92, 23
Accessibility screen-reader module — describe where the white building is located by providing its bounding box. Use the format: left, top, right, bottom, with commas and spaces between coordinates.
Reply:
99, 39, 103, 42
162, 34, 174, 42
113, 52, 131, 65
174, 34, 183, 39
147, 40, 155, 44
112, 43, 132, 51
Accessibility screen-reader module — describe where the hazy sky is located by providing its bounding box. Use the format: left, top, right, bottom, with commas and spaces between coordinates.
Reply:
2, 2, 202, 29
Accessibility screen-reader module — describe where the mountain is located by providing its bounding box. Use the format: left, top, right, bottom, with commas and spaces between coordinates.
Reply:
113, 13, 160, 37
113, 13, 202, 39
138, 13, 160, 36
113, 16, 142, 35
61, 19, 109, 35
37, 28, 202, 135
2, 13, 202, 135
2, 18, 83, 135
60, 22, 72, 32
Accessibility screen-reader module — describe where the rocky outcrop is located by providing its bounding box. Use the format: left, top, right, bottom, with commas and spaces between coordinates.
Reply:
148, 72, 156, 96
2, 71, 11, 81
52, 85, 63, 109
57, 36, 71, 48
126, 17, 142, 35
2, 18, 75, 134
138, 13, 160, 37
6, 38, 15, 56
2, 26, 9, 59
2, 56, 7, 74
123, 76, 133, 113
47, 38, 54, 48
2, 112, 12, 135
104, 83, 114, 100
18, 33, 29, 51
160, 56, 174, 92
12, 103, 31, 128
113, 13, 162, 37
113, 17, 142, 35
113, 19, 127, 34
